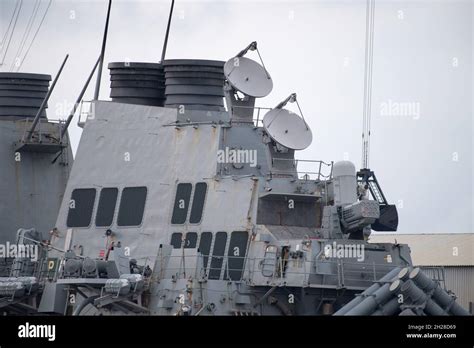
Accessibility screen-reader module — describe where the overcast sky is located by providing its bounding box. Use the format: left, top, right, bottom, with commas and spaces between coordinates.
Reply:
1, 0, 472, 234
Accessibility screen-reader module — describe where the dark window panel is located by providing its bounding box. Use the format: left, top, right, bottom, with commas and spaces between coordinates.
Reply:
95, 188, 118, 227
209, 232, 227, 280
67, 189, 96, 227
189, 182, 207, 224
171, 183, 193, 224
184, 232, 198, 248
170, 233, 182, 249
198, 232, 213, 271
226, 231, 249, 281
117, 187, 147, 226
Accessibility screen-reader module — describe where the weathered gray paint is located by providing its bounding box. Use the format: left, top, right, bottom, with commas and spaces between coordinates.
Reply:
39, 99, 419, 315
0, 119, 72, 244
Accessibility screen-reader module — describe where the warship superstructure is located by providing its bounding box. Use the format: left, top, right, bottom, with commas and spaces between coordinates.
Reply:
0, 1, 469, 317
34, 44, 467, 315
0, 72, 72, 246
0, 70, 73, 313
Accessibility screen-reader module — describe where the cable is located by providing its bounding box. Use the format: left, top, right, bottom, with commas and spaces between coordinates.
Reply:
10, 0, 41, 71
16, 0, 52, 71
0, 0, 23, 66
11, 0, 41, 70
0, 0, 20, 47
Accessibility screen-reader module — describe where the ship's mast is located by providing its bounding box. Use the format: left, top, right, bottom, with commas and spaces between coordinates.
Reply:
160, 0, 175, 62
361, 0, 375, 170
25, 54, 69, 142
94, 0, 112, 100
61, 56, 101, 139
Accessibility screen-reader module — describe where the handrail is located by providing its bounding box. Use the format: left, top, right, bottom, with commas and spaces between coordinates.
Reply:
156, 252, 398, 288
271, 158, 334, 180
18, 117, 66, 145
3, 250, 399, 293
77, 100, 94, 127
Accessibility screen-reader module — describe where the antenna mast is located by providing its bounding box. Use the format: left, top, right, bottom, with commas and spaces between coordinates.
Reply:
26, 54, 69, 142
61, 56, 101, 139
361, 0, 375, 169
160, 0, 175, 62
94, 0, 112, 100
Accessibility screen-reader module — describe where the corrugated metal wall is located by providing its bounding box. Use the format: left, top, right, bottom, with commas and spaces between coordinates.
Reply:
422, 266, 473, 314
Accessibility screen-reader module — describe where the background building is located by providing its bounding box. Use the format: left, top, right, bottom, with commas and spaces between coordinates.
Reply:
369, 233, 473, 314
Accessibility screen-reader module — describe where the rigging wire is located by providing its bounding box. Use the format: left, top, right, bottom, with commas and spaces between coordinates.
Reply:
0, 0, 23, 66
0, 0, 20, 47
16, 0, 52, 71
10, 0, 41, 71
361, 0, 375, 169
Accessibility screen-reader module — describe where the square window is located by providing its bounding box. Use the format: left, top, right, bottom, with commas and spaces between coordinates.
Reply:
67, 189, 96, 227
117, 187, 147, 226
95, 188, 118, 227
171, 183, 192, 224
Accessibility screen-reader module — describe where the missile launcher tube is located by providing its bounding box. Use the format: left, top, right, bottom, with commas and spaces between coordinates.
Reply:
394, 279, 447, 316
372, 297, 400, 316
334, 267, 401, 315
409, 268, 470, 316
345, 282, 394, 315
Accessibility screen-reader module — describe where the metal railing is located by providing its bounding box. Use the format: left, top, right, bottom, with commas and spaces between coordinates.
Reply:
1, 250, 403, 295
156, 253, 398, 290
251, 106, 273, 127
18, 117, 66, 144
77, 100, 94, 128
227, 105, 273, 127
271, 158, 333, 180
2, 256, 50, 284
